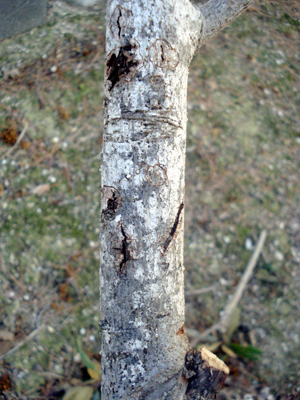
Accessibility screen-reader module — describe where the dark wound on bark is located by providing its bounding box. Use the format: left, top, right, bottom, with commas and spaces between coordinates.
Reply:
113, 226, 132, 273
163, 202, 184, 253
106, 42, 139, 91
101, 187, 121, 220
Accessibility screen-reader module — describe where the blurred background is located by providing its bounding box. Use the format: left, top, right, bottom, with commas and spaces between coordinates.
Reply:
0, 0, 299, 399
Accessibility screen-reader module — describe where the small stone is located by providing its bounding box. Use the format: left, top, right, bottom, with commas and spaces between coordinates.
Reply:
47, 326, 55, 333
245, 238, 253, 251
274, 250, 284, 261
48, 176, 57, 183
74, 353, 81, 362
264, 88, 271, 96
50, 65, 57, 73
8, 291, 15, 298
219, 277, 228, 286
281, 342, 288, 352
89, 241, 96, 248
52, 136, 60, 143
278, 222, 285, 229
23, 294, 30, 301
62, 141, 68, 148
295, 137, 300, 144
126, 174, 132, 179
89, 335, 96, 342
276, 109, 284, 117
223, 236, 231, 244
2, 159, 7, 165
79, 327, 86, 336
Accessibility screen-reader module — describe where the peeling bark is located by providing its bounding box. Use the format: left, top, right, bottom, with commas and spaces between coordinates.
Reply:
100, 0, 256, 399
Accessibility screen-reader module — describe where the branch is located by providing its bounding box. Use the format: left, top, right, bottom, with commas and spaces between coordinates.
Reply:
190, 230, 267, 347
184, 347, 229, 400
198, 0, 258, 46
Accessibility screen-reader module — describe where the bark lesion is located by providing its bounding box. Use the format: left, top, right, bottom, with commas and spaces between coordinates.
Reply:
101, 186, 122, 220
113, 225, 137, 273
106, 41, 142, 91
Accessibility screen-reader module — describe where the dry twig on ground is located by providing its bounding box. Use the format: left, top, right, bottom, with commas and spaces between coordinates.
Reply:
190, 230, 267, 347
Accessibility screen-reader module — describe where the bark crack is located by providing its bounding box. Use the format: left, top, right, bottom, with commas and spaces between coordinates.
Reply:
163, 202, 184, 253
113, 225, 135, 273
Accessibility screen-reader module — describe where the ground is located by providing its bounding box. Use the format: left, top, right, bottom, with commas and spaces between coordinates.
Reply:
0, 0, 299, 399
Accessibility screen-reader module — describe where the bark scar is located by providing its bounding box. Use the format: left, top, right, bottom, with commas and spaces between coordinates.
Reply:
113, 225, 136, 273
106, 41, 141, 91
162, 202, 184, 253
176, 324, 185, 335
101, 186, 122, 220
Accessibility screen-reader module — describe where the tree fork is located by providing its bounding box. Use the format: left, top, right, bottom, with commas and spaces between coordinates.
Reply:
100, 0, 257, 399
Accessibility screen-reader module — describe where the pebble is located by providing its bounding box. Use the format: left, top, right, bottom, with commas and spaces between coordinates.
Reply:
8, 291, 15, 298
79, 327, 86, 336
52, 136, 60, 143
278, 221, 285, 229
245, 238, 254, 250
50, 65, 57, 73
48, 176, 57, 183
223, 236, 231, 244
89, 335, 96, 342
274, 250, 284, 261
23, 294, 30, 301
74, 353, 81, 363
219, 277, 228, 286
47, 326, 55, 333
62, 141, 68, 148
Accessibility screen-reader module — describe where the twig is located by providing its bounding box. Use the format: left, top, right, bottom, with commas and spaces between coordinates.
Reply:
0, 324, 45, 361
1, 121, 29, 161
190, 230, 267, 347
185, 285, 216, 298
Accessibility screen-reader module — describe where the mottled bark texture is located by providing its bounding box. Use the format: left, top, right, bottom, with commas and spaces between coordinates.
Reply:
100, 1, 256, 399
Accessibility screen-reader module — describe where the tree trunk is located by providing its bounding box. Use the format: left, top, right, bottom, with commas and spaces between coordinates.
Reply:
100, 1, 257, 399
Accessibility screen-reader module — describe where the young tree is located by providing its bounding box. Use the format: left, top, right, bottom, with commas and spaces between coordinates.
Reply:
100, 0, 257, 399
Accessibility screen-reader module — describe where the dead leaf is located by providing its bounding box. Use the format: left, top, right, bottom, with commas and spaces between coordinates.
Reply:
221, 344, 237, 358
31, 183, 50, 196
87, 360, 101, 381
62, 386, 93, 400
205, 341, 222, 353
0, 330, 14, 341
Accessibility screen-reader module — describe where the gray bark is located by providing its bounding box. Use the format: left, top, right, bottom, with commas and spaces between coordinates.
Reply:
100, 1, 256, 399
